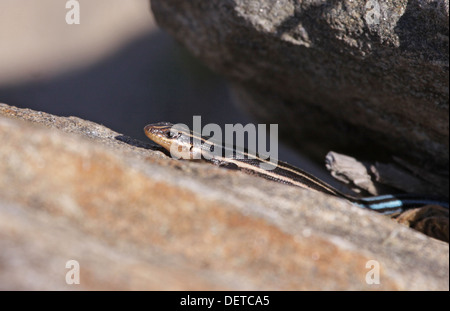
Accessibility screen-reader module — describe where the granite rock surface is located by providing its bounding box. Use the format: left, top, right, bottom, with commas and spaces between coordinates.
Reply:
0, 103, 448, 290
151, 0, 449, 183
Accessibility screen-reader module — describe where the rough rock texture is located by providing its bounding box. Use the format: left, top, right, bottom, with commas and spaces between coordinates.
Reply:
151, 0, 449, 182
0, 103, 448, 290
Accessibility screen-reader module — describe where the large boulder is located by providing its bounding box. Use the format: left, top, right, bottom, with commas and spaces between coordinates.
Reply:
0, 103, 448, 290
151, 0, 449, 185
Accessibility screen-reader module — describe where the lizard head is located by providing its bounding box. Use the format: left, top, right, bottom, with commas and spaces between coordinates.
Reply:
144, 122, 198, 159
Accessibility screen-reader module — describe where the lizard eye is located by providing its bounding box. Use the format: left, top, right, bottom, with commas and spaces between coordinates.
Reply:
166, 130, 181, 139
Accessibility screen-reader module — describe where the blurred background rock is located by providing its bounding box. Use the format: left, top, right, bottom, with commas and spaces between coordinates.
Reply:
0, 0, 235, 135
0, 0, 329, 178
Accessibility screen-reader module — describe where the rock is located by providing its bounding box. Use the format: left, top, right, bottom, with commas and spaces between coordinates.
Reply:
150, 0, 449, 184
394, 206, 449, 243
325, 151, 449, 197
0, 103, 448, 290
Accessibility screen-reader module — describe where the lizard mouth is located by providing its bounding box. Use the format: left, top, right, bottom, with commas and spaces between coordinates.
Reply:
144, 123, 174, 150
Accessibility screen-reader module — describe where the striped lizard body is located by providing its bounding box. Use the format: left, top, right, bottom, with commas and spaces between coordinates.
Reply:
144, 122, 449, 215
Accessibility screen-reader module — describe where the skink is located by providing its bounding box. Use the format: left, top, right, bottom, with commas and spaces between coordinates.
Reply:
144, 122, 449, 215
